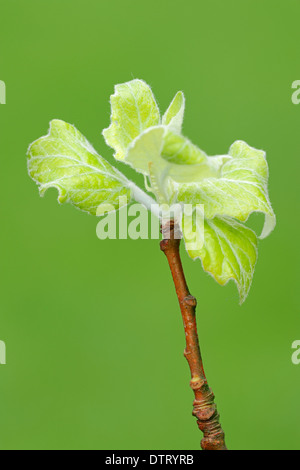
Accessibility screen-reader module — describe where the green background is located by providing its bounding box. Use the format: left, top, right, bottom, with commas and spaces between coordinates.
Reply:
0, 0, 299, 450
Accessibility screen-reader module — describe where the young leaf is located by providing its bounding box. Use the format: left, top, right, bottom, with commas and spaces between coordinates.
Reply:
162, 91, 185, 133
123, 126, 173, 203
27, 120, 132, 215
102, 79, 160, 161
161, 129, 207, 166
175, 140, 275, 302
177, 141, 275, 239
124, 126, 219, 201
182, 215, 258, 304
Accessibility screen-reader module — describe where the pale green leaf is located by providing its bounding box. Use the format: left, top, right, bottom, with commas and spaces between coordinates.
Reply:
182, 215, 258, 303
161, 129, 207, 165
162, 91, 185, 132
27, 120, 132, 215
102, 79, 160, 161
175, 140, 275, 302
176, 141, 275, 239
124, 126, 219, 202
125, 126, 165, 176
123, 126, 174, 203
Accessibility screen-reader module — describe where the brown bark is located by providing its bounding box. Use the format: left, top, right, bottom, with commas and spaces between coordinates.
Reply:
160, 221, 227, 451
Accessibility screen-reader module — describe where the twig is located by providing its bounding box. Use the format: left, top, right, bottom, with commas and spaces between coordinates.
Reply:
160, 221, 227, 451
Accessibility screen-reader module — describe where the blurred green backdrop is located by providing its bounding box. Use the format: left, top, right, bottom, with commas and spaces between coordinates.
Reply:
0, 0, 299, 450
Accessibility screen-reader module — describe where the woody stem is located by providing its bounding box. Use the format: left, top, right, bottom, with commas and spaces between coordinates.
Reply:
160, 221, 227, 451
